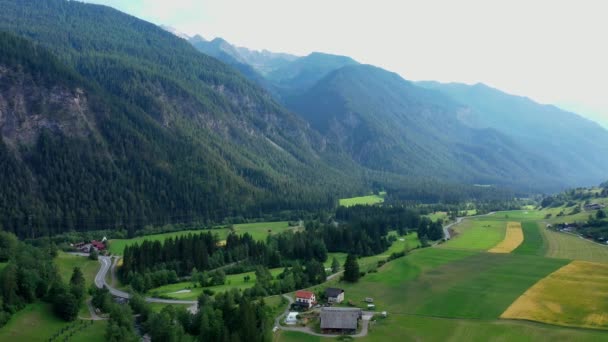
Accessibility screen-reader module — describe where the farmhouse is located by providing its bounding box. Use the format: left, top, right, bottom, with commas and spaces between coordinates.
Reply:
295, 290, 316, 309
91, 240, 106, 251
585, 203, 605, 211
320, 307, 362, 334
325, 288, 345, 303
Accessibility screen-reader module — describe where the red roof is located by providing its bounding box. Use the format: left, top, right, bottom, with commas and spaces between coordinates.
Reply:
295, 290, 315, 299
91, 240, 105, 250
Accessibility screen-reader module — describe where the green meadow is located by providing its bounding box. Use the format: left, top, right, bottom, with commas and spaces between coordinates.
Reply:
339, 194, 385, 207
278, 316, 608, 342
512, 221, 547, 256
109, 221, 293, 254
147, 268, 284, 300
0, 302, 106, 342
442, 219, 506, 250
541, 227, 608, 263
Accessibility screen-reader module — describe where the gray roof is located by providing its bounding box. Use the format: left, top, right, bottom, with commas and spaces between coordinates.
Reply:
325, 288, 344, 298
320, 307, 361, 330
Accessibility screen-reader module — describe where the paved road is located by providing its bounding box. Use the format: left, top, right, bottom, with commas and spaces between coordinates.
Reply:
93, 256, 198, 312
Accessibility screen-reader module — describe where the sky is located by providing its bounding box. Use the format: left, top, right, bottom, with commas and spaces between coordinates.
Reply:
82, 0, 608, 128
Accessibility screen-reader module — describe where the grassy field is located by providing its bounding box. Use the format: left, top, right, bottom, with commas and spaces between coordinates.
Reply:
502, 260, 608, 329
488, 222, 523, 253
339, 194, 384, 207
55, 252, 100, 287
148, 268, 284, 300
541, 227, 608, 263
512, 221, 547, 256
442, 219, 506, 250
109, 221, 293, 254
278, 314, 608, 341
0, 302, 106, 342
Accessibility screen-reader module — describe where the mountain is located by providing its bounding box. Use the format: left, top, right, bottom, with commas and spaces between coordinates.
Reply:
287, 64, 567, 191
185, 36, 357, 101
266, 52, 359, 99
418, 81, 608, 187
0, 0, 365, 237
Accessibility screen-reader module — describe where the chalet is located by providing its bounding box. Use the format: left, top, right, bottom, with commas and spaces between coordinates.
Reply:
320, 307, 362, 334
585, 203, 605, 211
325, 288, 345, 304
295, 290, 316, 309
91, 240, 106, 251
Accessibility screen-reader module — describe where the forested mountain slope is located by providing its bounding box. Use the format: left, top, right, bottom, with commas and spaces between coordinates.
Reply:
0, 0, 365, 237
418, 81, 608, 186
288, 65, 565, 190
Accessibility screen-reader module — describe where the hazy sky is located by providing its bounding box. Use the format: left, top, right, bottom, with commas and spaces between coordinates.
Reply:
82, 0, 608, 128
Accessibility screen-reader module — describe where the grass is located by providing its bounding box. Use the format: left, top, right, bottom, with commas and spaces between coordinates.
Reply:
442, 219, 506, 250
512, 221, 547, 256
108, 221, 293, 254
426, 211, 448, 222
488, 222, 523, 253
541, 227, 608, 263
413, 253, 568, 319
305, 248, 477, 311
359, 315, 608, 342
55, 252, 99, 287
339, 194, 384, 207
501, 260, 608, 329
147, 268, 284, 300
0, 302, 106, 342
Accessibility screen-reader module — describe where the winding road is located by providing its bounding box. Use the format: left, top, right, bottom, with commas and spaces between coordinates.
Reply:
94, 256, 198, 312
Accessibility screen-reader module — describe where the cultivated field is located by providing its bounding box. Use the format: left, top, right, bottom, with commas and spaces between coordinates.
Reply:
108, 221, 293, 254
512, 221, 546, 256
339, 194, 384, 207
488, 222, 524, 253
441, 219, 506, 250
501, 260, 608, 329
541, 227, 608, 263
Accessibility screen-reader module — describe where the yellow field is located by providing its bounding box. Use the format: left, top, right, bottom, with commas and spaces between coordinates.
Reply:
488, 222, 523, 253
501, 260, 608, 329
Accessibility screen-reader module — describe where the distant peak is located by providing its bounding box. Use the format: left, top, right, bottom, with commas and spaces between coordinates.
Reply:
159, 25, 191, 40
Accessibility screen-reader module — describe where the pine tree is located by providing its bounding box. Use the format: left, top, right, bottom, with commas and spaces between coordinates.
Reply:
331, 256, 340, 273
343, 254, 360, 283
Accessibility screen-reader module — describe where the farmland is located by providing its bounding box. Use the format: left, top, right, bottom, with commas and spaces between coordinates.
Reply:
487, 222, 523, 253
540, 227, 608, 263
501, 260, 608, 329
512, 221, 546, 255
108, 221, 294, 254
441, 219, 506, 250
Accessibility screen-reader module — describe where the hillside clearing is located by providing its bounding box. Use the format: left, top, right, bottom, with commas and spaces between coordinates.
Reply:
488, 222, 524, 253
501, 260, 608, 329
339, 194, 384, 207
109, 221, 293, 254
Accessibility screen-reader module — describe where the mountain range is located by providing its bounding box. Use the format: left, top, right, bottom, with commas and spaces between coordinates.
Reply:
183, 28, 608, 191
0, 0, 606, 236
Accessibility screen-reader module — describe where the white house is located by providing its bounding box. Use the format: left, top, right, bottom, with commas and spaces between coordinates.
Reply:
295, 290, 316, 308
285, 312, 298, 325
325, 288, 345, 304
